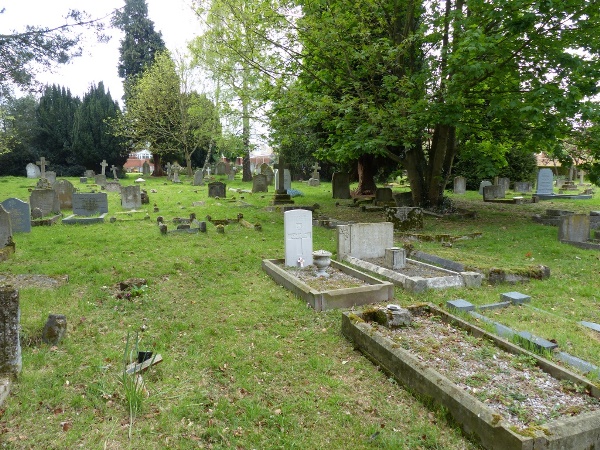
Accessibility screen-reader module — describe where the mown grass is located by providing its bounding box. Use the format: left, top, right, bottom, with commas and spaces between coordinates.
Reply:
0, 174, 598, 449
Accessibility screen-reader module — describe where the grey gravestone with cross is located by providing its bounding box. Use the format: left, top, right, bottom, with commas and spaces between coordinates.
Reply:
284, 209, 313, 267
272, 157, 293, 204
100, 160, 108, 176
171, 163, 182, 183
110, 165, 119, 180
36, 157, 49, 179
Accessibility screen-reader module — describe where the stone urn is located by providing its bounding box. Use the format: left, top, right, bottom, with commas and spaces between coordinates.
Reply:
312, 250, 332, 277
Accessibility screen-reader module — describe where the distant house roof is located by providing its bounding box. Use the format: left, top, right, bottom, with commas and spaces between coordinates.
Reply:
536, 152, 561, 167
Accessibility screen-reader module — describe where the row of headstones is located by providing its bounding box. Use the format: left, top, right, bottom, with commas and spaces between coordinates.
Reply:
27, 158, 121, 181
451, 176, 534, 196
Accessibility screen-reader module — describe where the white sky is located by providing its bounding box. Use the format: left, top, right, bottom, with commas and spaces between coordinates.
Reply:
2, 0, 202, 103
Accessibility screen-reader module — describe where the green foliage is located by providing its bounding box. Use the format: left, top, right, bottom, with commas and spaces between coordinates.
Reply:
0, 95, 38, 175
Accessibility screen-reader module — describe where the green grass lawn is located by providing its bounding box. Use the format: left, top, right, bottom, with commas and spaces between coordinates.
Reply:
0, 174, 598, 449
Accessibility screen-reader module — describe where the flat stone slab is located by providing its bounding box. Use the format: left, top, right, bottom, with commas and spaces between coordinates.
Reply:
446, 299, 475, 312
62, 213, 107, 225
517, 331, 559, 351
580, 321, 600, 332
478, 301, 512, 311
31, 214, 62, 227
343, 305, 600, 450
500, 291, 531, 305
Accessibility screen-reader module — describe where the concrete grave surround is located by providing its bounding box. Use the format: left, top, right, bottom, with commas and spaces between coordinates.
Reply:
26, 163, 40, 179
208, 182, 226, 198
121, 185, 142, 210
478, 180, 492, 195
72, 192, 108, 216
559, 214, 590, 243
0, 286, 21, 377
0, 198, 31, 233
284, 209, 313, 267
453, 176, 466, 194
274, 169, 292, 191
536, 168, 554, 195
53, 179, 75, 210
332, 172, 351, 199
252, 174, 268, 193
0, 205, 12, 248
30, 189, 60, 217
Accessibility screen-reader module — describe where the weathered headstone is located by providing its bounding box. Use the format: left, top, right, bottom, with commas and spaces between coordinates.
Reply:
259, 163, 270, 175
308, 178, 320, 187
374, 187, 394, 205
94, 174, 107, 187
30, 189, 60, 217
72, 193, 108, 216
0, 205, 12, 248
171, 163, 182, 183
483, 185, 505, 201
104, 181, 121, 193
80, 177, 87, 184
0, 285, 21, 377
453, 176, 466, 194
332, 172, 351, 199
208, 182, 226, 198
42, 314, 67, 345
514, 181, 532, 193
193, 169, 204, 186
84, 169, 95, 178
121, 185, 142, 210
559, 214, 590, 243
274, 169, 292, 191
36, 157, 49, 178
26, 163, 40, 179
252, 174, 268, 193
215, 161, 226, 175
53, 179, 75, 210
142, 160, 151, 176
536, 168, 554, 195
478, 180, 492, 195
311, 162, 321, 181
0, 198, 31, 233
45, 171, 56, 184
393, 192, 413, 206
110, 165, 119, 180
263, 165, 275, 185
498, 177, 510, 192
166, 162, 172, 180
385, 207, 423, 231
337, 222, 394, 260
284, 209, 313, 267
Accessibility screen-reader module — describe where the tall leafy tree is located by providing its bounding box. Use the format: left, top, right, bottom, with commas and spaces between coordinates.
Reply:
112, 0, 166, 99
0, 95, 38, 174
71, 82, 128, 170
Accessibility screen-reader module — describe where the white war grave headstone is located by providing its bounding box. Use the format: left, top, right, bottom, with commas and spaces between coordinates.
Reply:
284, 209, 313, 267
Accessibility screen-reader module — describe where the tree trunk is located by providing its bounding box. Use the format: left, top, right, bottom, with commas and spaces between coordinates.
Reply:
152, 154, 164, 177
241, 99, 252, 182
185, 153, 193, 176
355, 154, 378, 194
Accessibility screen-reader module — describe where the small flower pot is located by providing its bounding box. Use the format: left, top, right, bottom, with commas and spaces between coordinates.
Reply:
137, 351, 153, 364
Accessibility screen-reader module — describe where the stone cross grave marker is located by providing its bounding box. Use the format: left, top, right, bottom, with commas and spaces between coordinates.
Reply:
121, 185, 142, 210
284, 209, 313, 267
111, 165, 118, 180
36, 157, 49, 179
536, 168, 554, 195
26, 163, 40, 179
0, 285, 21, 377
0, 198, 31, 233
100, 160, 108, 176
274, 158, 290, 194
311, 162, 321, 180
171, 163, 182, 183
0, 205, 12, 248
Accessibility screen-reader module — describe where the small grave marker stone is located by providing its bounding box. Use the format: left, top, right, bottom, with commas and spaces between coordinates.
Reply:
94, 174, 107, 187
208, 182, 226, 198
72, 193, 109, 216
374, 187, 393, 205
284, 209, 313, 267
30, 189, 60, 216
193, 169, 204, 186
514, 181, 532, 193
0, 198, 31, 233
26, 163, 40, 179
332, 172, 351, 199
559, 214, 590, 243
84, 170, 95, 178
121, 185, 142, 210
252, 174, 268, 193
483, 184, 505, 201
453, 176, 466, 194
142, 160, 151, 176
215, 161, 226, 175
45, 171, 56, 184
478, 180, 492, 195
263, 165, 274, 185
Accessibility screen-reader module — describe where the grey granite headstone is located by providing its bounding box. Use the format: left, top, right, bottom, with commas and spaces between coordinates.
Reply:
252, 174, 268, 193
478, 180, 492, 195
453, 176, 466, 194
142, 160, 151, 176
0, 198, 31, 233
0, 286, 21, 377
208, 182, 226, 198
263, 166, 274, 185
121, 185, 142, 210
215, 161, 227, 175
284, 209, 313, 267
84, 170, 95, 178
94, 174, 107, 187
193, 169, 204, 186
274, 169, 292, 191
53, 179, 75, 210
536, 168, 554, 195
30, 189, 60, 216
332, 172, 351, 199
26, 163, 40, 179
375, 187, 393, 204
72, 193, 108, 216
559, 214, 590, 243
45, 171, 56, 185
514, 181, 532, 193
0, 205, 12, 248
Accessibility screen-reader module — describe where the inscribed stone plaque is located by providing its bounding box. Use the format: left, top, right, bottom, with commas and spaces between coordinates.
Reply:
252, 174, 268, 193
332, 172, 351, 199
284, 209, 313, 267
536, 168, 554, 195
26, 163, 40, 179
94, 174, 107, 187
45, 171, 56, 184
0, 286, 21, 377
478, 180, 492, 195
453, 176, 466, 194
274, 169, 292, 191
72, 193, 108, 216
558, 214, 590, 243
0, 198, 31, 233
0, 205, 12, 248
104, 181, 122, 192
53, 179, 75, 210
121, 185, 142, 210
208, 182, 226, 198
337, 222, 394, 260
30, 189, 60, 216
193, 169, 204, 186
